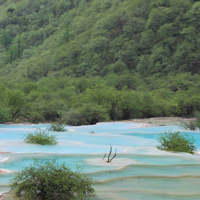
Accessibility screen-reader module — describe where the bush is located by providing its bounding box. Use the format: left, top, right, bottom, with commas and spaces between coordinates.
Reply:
10, 158, 95, 200
181, 111, 200, 130
181, 120, 196, 130
47, 124, 67, 132
157, 130, 196, 154
24, 127, 57, 145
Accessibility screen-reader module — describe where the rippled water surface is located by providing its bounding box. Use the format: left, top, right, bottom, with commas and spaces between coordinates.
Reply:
0, 122, 200, 199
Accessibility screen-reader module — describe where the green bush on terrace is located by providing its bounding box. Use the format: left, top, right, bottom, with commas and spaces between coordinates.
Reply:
24, 127, 57, 145
9, 158, 95, 200
47, 124, 67, 132
157, 130, 196, 154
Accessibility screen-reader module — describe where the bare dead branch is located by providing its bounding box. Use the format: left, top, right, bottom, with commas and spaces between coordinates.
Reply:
102, 153, 106, 159
110, 148, 117, 162
107, 144, 112, 162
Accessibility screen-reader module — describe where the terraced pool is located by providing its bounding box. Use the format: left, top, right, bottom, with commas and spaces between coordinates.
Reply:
0, 122, 200, 199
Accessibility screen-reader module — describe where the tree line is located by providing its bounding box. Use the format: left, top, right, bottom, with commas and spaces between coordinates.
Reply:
1, 73, 200, 124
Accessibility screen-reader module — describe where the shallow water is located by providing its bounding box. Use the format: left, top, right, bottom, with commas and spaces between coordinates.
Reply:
0, 122, 200, 199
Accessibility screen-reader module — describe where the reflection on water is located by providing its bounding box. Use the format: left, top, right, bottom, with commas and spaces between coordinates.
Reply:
0, 122, 200, 199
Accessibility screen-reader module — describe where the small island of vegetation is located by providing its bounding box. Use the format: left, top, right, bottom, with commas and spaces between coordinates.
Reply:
157, 130, 196, 154
10, 158, 95, 200
47, 124, 67, 132
24, 127, 57, 145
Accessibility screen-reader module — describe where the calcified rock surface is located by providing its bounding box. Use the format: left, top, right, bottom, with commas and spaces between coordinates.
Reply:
0, 169, 11, 174
121, 117, 189, 126
2, 191, 24, 200
1, 121, 200, 200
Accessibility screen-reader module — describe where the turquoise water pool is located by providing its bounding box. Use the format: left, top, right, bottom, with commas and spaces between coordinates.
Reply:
0, 122, 200, 199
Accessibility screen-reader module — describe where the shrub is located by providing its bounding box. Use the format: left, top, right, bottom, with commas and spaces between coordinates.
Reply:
47, 124, 67, 132
157, 130, 196, 154
24, 127, 57, 145
181, 120, 196, 130
9, 158, 95, 200
181, 111, 200, 130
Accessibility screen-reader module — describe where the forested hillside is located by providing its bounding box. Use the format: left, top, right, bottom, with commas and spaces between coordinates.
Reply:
0, 0, 200, 124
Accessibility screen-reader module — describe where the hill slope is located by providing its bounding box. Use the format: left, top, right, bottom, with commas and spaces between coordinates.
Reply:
0, 0, 200, 124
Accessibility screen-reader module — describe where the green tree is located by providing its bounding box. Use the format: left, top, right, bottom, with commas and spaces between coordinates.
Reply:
6, 89, 26, 119
83, 83, 119, 120
0, 30, 12, 50
137, 55, 154, 76
187, 2, 200, 29
147, 7, 170, 32
117, 88, 142, 119
10, 158, 95, 200
79, 103, 110, 124
28, 111, 45, 124
63, 103, 109, 125
0, 105, 10, 123
6, 34, 26, 63
62, 20, 73, 43
109, 59, 128, 73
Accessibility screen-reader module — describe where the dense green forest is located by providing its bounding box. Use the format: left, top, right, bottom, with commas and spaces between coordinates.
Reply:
0, 0, 200, 124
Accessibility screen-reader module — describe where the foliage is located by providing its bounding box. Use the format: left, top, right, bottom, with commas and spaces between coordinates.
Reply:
28, 111, 45, 124
62, 109, 86, 126
157, 130, 196, 154
181, 111, 200, 130
63, 103, 109, 126
6, 89, 26, 119
194, 111, 200, 129
9, 158, 95, 200
24, 127, 57, 145
47, 124, 67, 132
0, 105, 10, 123
181, 120, 197, 131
